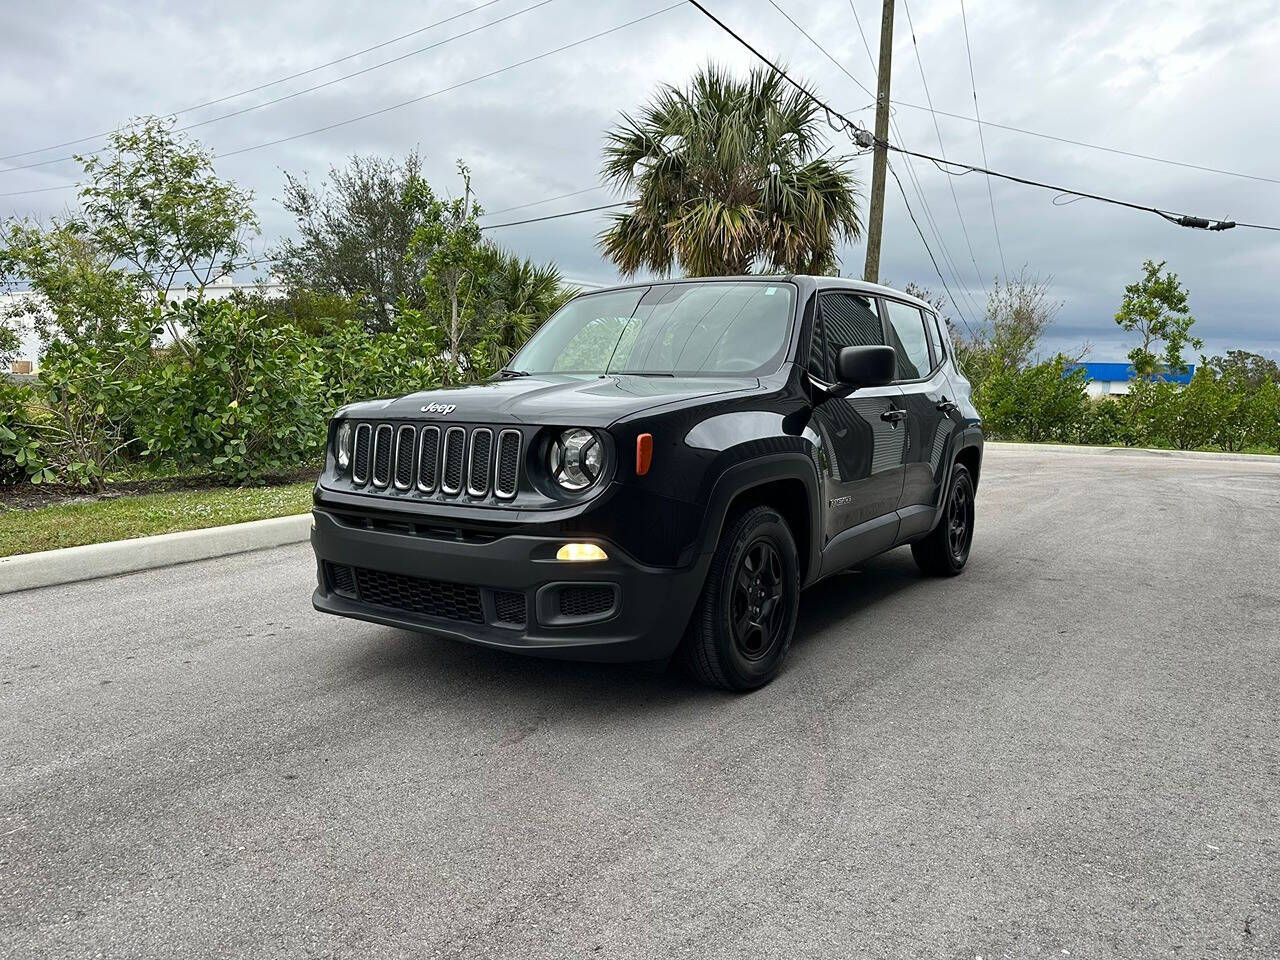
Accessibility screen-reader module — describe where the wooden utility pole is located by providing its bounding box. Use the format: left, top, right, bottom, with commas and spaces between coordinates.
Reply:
863, 0, 895, 284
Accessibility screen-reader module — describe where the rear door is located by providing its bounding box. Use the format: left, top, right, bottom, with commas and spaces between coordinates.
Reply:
881, 298, 957, 538
808, 291, 907, 574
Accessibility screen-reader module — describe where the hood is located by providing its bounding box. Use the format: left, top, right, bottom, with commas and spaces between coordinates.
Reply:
340, 373, 762, 427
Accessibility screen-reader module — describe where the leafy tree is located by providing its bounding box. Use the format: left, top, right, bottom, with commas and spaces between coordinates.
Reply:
599, 63, 861, 276
955, 269, 1064, 402
77, 117, 258, 352
981, 356, 1088, 442
228, 287, 366, 339
274, 152, 436, 330
1204, 350, 1280, 391
0, 320, 18, 368
1115, 259, 1201, 378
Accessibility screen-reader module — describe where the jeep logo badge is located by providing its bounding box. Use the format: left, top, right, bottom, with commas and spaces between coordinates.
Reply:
420, 402, 457, 416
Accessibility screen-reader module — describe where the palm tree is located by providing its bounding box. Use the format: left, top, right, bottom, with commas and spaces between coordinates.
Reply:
480, 249, 574, 370
599, 64, 861, 277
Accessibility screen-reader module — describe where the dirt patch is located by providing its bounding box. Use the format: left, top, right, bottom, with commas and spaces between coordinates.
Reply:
0, 465, 320, 512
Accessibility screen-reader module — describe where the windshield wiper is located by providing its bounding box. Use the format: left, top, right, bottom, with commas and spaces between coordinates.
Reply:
497, 368, 532, 379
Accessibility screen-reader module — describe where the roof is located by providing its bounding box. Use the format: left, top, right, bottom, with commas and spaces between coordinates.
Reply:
1066, 362, 1195, 385
571, 274, 933, 312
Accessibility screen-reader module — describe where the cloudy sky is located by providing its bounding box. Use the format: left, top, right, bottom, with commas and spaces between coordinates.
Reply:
3, 0, 1278, 362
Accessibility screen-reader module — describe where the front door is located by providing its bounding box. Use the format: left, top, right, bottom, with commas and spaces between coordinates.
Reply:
808, 291, 908, 576
881, 298, 957, 538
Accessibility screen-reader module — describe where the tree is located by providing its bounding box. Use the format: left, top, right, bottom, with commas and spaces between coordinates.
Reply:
599, 63, 861, 277
1204, 350, 1280, 391
981, 356, 1088, 442
274, 152, 437, 330
475, 249, 574, 370
1115, 259, 1201, 378
954, 269, 1064, 398
77, 117, 258, 353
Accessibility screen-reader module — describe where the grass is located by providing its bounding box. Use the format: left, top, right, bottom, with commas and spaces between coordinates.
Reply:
0, 482, 314, 558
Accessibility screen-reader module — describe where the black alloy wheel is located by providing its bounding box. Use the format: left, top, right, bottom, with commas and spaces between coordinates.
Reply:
730, 539, 787, 662
680, 505, 801, 691
911, 462, 976, 576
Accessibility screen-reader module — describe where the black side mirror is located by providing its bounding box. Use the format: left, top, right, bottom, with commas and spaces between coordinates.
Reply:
836, 345, 896, 389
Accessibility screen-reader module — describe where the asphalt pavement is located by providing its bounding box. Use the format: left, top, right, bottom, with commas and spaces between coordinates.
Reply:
2, 445, 1278, 958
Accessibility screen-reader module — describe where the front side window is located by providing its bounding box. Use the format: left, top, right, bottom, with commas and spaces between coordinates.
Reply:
883, 299, 932, 381
510, 282, 796, 376
809, 292, 882, 382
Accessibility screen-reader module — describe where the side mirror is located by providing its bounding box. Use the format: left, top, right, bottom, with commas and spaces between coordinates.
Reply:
836, 345, 896, 389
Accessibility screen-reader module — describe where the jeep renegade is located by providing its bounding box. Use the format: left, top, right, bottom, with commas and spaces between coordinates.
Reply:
311, 276, 983, 689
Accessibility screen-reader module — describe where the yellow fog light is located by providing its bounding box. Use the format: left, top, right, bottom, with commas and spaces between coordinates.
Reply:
556, 543, 608, 562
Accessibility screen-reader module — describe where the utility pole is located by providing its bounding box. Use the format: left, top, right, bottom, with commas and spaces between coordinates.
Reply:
863, 0, 895, 284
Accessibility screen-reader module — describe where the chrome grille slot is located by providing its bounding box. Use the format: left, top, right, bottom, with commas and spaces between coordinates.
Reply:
393, 425, 416, 490
495, 429, 521, 499
441, 427, 466, 495
371, 424, 394, 488
352, 424, 372, 485
467, 428, 493, 497
416, 425, 441, 492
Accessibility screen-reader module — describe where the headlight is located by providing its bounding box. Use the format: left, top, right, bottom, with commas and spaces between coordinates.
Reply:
335, 421, 352, 470
549, 428, 604, 491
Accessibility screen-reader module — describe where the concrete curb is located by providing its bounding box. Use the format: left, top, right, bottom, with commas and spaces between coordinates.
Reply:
986, 441, 1280, 465
0, 513, 311, 596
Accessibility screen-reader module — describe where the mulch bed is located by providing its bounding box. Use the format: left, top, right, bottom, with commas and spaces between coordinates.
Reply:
0, 465, 320, 512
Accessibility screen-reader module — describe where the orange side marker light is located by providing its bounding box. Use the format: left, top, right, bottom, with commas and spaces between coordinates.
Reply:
636, 433, 654, 476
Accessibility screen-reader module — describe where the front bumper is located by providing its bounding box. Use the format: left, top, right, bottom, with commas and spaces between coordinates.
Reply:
310, 507, 707, 662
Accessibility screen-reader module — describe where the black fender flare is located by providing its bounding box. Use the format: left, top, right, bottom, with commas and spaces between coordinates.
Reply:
691, 452, 823, 586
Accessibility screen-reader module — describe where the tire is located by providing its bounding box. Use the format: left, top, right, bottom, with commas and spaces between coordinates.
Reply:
679, 505, 801, 691
912, 462, 976, 576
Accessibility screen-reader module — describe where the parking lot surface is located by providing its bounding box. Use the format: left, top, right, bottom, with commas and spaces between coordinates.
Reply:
2, 445, 1277, 958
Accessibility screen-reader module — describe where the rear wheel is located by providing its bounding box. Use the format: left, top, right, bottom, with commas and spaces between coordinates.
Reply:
680, 505, 800, 691
912, 462, 975, 576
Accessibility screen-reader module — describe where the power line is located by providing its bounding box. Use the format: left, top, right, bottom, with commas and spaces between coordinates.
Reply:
215, 3, 685, 159
762, 0, 875, 101
1, 0, 565, 176
887, 101, 1280, 187
480, 201, 628, 230
0, 0, 510, 164
958, 0, 1007, 282
844, 0, 984, 322
687, 0, 1279, 235
900, 0, 986, 290
480, 185, 605, 216
887, 160, 974, 336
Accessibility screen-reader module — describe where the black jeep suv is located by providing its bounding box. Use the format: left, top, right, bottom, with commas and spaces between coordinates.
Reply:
311, 276, 982, 689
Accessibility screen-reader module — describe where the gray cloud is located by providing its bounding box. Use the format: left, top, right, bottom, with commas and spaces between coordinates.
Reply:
2, 0, 1277, 361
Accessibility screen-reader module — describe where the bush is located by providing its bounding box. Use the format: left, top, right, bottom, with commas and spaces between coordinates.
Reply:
979, 356, 1088, 442
1079, 396, 1130, 446
138, 300, 327, 482
0, 378, 51, 485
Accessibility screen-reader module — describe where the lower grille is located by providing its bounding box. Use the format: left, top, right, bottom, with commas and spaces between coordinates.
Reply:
327, 562, 358, 598
353, 567, 484, 623
559, 585, 616, 619
493, 590, 527, 626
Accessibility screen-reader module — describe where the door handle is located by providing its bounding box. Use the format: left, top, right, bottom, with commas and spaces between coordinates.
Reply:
936, 399, 958, 413
880, 408, 908, 424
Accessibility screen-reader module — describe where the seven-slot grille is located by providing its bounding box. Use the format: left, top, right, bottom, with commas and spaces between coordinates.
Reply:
347, 421, 520, 501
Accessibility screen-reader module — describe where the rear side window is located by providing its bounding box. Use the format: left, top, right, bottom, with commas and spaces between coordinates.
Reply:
883, 299, 932, 381
923, 311, 946, 364
809, 292, 882, 381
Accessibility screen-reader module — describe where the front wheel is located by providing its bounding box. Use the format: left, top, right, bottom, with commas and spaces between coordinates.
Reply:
679, 505, 801, 691
912, 462, 975, 576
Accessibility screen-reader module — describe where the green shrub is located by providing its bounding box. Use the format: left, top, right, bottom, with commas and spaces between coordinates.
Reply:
138, 300, 326, 481
1080, 396, 1130, 446
979, 355, 1089, 442
0, 378, 52, 485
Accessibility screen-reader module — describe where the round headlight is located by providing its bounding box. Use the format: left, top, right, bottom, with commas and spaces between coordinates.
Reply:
335, 421, 352, 470
549, 428, 604, 491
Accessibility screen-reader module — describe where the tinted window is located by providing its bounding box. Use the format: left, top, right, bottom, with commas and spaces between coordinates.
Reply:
810, 292, 882, 381
923, 310, 944, 365
884, 300, 932, 381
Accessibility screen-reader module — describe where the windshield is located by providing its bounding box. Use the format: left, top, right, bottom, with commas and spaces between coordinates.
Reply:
508, 281, 796, 376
